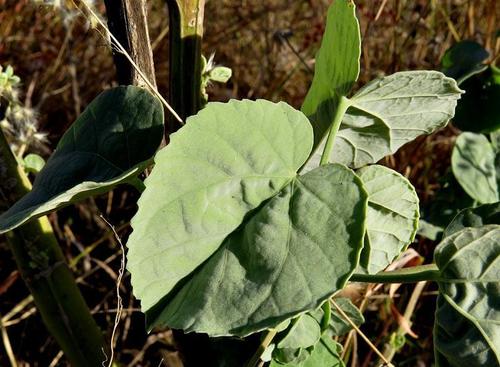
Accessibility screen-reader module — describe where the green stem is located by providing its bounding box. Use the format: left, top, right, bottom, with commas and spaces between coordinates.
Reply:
319, 96, 351, 165
0, 129, 107, 366
166, 0, 205, 135
246, 329, 278, 367
350, 264, 441, 284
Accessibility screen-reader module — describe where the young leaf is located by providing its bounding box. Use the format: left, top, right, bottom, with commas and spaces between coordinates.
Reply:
441, 40, 489, 83
356, 165, 419, 274
335, 71, 462, 168
127, 99, 313, 316
22, 153, 45, 173
271, 336, 345, 367
0, 86, 164, 233
301, 0, 361, 149
443, 202, 500, 238
140, 164, 368, 336
434, 225, 500, 366
277, 315, 322, 350
328, 298, 364, 337
452, 132, 498, 204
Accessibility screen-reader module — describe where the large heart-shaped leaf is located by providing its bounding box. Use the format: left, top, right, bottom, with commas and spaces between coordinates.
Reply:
303, 71, 462, 171
128, 99, 313, 314
145, 164, 367, 336
356, 165, 419, 273
452, 132, 498, 204
301, 0, 360, 149
434, 225, 500, 366
444, 202, 500, 238
0, 86, 164, 233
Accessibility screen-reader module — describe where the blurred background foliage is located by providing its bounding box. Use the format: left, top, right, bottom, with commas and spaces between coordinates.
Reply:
0, 0, 498, 365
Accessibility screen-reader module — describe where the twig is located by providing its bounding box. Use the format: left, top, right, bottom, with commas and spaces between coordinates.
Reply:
331, 300, 394, 367
72, 0, 183, 123
100, 216, 126, 367
0, 313, 17, 367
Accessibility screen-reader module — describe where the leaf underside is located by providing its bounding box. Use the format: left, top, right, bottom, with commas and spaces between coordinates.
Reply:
357, 165, 419, 274
127, 99, 368, 337
303, 71, 462, 172
146, 164, 367, 336
434, 225, 500, 366
0, 86, 164, 233
452, 132, 499, 204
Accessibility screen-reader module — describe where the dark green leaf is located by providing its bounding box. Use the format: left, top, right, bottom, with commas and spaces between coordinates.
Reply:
452, 67, 500, 133
444, 202, 500, 237
0, 86, 164, 233
441, 40, 489, 83
434, 225, 500, 366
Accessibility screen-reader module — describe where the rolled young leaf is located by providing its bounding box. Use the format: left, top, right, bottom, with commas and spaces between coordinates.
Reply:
434, 225, 500, 366
356, 165, 419, 274
452, 132, 498, 204
301, 0, 361, 149
0, 86, 164, 233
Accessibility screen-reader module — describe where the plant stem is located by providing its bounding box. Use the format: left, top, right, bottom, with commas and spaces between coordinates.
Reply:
0, 128, 107, 366
166, 0, 205, 136
350, 264, 441, 284
246, 329, 278, 367
320, 96, 351, 166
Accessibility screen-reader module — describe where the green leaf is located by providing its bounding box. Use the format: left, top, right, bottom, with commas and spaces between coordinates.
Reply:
443, 202, 500, 238
303, 71, 462, 171
209, 66, 232, 83
452, 132, 498, 204
128, 99, 313, 317
134, 159, 367, 335
491, 131, 500, 153
417, 219, 443, 241
271, 337, 345, 367
337, 71, 462, 168
434, 225, 500, 366
0, 86, 164, 233
452, 67, 500, 133
356, 165, 419, 273
328, 298, 364, 337
278, 315, 322, 350
22, 153, 45, 173
301, 0, 360, 149
441, 40, 489, 83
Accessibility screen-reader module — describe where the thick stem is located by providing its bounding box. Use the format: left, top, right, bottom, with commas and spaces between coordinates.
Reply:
104, 0, 157, 89
0, 129, 107, 366
350, 264, 441, 284
320, 96, 351, 165
166, 0, 205, 136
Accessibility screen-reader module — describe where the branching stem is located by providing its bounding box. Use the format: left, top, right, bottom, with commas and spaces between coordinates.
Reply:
320, 96, 351, 165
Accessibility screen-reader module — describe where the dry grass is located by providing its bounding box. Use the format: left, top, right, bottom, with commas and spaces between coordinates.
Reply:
0, 0, 498, 365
